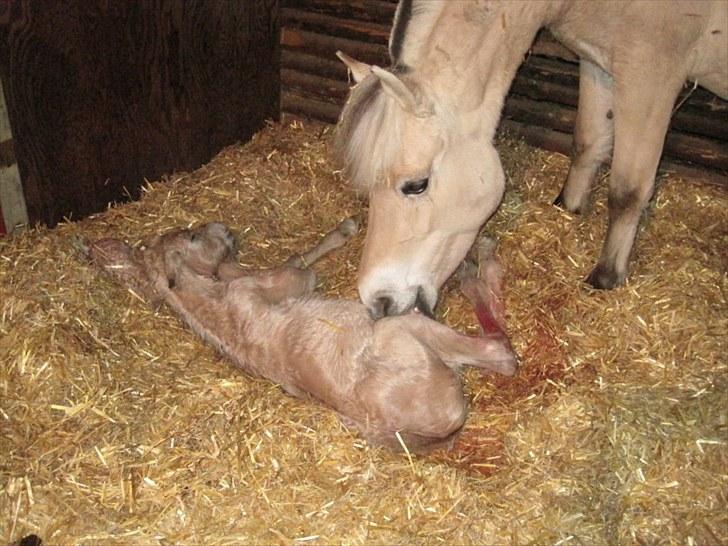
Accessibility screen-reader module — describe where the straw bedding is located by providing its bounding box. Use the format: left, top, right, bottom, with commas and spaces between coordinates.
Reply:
1, 120, 726, 545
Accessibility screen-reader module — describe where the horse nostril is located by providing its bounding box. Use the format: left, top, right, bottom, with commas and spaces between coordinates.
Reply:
414, 287, 434, 318
370, 296, 393, 319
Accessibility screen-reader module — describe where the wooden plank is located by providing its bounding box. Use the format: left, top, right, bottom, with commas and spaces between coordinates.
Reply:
509, 71, 728, 141
281, 68, 349, 101
281, 90, 341, 123
504, 96, 728, 171
282, 27, 388, 66
664, 132, 728, 171
501, 120, 727, 187
0, 0, 279, 228
282, 7, 391, 43
282, 49, 349, 80
282, 0, 396, 25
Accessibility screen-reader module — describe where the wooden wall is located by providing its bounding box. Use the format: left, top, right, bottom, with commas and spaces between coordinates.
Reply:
0, 0, 280, 228
281, 0, 727, 179
1, 75, 25, 235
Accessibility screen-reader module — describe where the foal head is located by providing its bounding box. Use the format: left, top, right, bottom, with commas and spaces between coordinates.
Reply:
151, 223, 237, 280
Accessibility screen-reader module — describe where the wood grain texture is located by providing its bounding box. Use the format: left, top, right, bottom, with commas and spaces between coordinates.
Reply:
0, 0, 280, 227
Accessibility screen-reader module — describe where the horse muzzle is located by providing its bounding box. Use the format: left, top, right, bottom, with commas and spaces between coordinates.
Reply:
362, 285, 437, 320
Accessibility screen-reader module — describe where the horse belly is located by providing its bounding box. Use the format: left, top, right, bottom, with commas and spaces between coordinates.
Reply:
550, 1, 724, 87
689, 3, 728, 99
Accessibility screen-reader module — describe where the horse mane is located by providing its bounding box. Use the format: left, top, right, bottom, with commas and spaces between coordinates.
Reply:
333, 1, 446, 191
389, 0, 414, 64
390, 0, 444, 68
333, 72, 406, 192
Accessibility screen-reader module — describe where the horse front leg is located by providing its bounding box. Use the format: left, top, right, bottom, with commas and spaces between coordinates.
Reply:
555, 60, 614, 214
586, 71, 684, 289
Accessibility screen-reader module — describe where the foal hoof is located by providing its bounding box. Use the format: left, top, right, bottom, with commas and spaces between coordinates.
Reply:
338, 215, 360, 237
456, 259, 478, 282
585, 264, 623, 290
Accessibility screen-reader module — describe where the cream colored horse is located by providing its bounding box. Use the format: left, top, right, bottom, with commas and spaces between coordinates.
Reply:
335, 0, 727, 318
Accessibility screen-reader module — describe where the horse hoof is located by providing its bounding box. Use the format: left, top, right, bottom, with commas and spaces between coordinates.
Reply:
553, 191, 584, 214
553, 191, 566, 209
585, 264, 622, 290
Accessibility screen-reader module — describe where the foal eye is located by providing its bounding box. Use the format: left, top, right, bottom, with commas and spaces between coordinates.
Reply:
400, 178, 429, 196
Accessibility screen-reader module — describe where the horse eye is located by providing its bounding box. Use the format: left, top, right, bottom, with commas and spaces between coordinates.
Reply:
190, 233, 199, 242
400, 178, 429, 196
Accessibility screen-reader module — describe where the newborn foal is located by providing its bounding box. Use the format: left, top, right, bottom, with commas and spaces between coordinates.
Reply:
89, 219, 517, 451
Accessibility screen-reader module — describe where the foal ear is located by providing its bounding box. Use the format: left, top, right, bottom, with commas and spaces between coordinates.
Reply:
336, 51, 372, 84
370, 66, 431, 117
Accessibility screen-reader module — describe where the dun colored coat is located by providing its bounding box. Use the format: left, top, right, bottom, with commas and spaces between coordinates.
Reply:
335, 0, 727, 318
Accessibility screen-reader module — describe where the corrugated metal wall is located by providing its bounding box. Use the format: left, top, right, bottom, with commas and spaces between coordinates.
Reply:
281, 0, 727, 178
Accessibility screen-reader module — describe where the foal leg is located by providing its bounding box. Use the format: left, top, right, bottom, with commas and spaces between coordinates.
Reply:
226, 216, 360, 304
555, 60, 614, 214
458, 237, 507, 335
586, 70, 684, 289
380, 313, 518, 376
283, 216, 359, 268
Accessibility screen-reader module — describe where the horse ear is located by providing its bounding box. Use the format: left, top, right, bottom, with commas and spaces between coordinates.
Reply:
370, 65, 431, 117
336, 51, 372, 84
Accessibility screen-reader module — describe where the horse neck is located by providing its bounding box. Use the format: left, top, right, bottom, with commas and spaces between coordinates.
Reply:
419, 1, 556, 139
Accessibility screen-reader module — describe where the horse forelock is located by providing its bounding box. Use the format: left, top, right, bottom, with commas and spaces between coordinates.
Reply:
334, 75, 408, 192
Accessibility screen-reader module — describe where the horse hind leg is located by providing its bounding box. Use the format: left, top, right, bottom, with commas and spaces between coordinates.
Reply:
586, 71, 684, 289
555, 60, 614, 214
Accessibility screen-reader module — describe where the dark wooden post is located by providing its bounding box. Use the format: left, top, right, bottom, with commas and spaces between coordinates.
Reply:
0, 0, 280, 228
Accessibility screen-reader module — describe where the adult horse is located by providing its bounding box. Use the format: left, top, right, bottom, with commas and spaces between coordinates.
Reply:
334, 0, 727, 318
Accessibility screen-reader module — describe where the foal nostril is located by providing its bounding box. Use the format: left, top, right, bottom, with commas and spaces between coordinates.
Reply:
370, 296, 393, 319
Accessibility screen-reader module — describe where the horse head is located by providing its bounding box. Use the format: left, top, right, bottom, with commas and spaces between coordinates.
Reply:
335, 52, 506, 318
